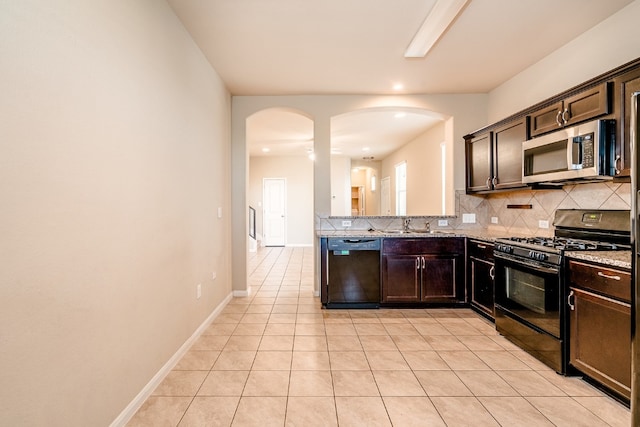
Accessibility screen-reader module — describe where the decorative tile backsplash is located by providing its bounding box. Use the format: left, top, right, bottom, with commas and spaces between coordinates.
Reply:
318, 182, 631, 237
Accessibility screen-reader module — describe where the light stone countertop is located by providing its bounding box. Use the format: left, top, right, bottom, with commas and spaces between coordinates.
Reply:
317, 229, 512, 242
565, 250, 632, 270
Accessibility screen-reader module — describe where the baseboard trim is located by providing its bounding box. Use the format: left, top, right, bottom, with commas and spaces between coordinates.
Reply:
110, 292, 233, 427
232, 287, 251, 297
285, 243, 313, 247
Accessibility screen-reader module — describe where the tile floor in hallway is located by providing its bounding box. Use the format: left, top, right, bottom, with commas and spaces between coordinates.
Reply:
127, 246, 631, 427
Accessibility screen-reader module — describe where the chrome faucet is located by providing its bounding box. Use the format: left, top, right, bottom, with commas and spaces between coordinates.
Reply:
403, 218, 411, 232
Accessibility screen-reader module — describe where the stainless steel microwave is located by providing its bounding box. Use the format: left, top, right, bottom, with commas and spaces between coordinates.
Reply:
522, 119, 614, 184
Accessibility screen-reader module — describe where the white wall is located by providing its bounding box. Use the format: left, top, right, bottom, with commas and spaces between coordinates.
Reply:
488, 0, 640, 122
249, 156, 314, 246
0, 1, 231, 425
381, 121, 447, 215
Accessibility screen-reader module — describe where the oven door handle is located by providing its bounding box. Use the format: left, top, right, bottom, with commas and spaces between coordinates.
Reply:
494, 253, 560, 275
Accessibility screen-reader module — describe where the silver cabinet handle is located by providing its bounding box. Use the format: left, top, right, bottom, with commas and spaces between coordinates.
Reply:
489, 265, 495, 280
477, 244, 487, 249
555, 110, 563, 127
568, 290, 575, 311
492, 176, 498, 186
486, 177, 491, 189
614, 155, 621, 175
421, 256, 425, 269
416, 257, 420, 270
597, 271, 621, 281
561, 108, 569, 124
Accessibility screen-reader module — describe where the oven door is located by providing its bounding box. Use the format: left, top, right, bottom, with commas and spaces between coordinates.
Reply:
494, 252, 562, 338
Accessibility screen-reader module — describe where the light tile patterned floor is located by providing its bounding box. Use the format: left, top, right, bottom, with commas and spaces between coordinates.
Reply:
127, 247, 631, 426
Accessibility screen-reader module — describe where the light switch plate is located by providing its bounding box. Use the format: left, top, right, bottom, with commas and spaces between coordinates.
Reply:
462, 213, 476, 223
217, 207, 222, 218
491, 217, 499, 224
539, 220, 550, 229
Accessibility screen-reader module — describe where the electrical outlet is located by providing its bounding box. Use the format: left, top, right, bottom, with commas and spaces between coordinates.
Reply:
212, 271, 217, 280
462, 213, 476, 223
196, 284, 202, 299
342, 220, 352, 227
539, 220, 550, 229
491, 217, 499, 224
438, 219, 448, 226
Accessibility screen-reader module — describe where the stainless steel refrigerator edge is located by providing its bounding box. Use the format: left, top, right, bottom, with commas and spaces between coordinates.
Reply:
631, 91, 640, 424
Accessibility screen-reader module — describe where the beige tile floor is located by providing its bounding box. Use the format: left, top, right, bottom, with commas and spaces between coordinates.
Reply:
127, 246, 631, 426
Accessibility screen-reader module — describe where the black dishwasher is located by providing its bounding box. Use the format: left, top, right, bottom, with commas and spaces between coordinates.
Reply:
322, 237, 381, 308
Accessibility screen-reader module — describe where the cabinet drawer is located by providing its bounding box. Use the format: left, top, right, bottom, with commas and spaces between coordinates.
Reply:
568, 260, 631, 302
382, 237, 463, 255
467, 239, 494, 260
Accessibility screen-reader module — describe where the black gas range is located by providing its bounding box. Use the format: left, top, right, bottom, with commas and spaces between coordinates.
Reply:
495, 236, 625, 265
493, 209, 630, 374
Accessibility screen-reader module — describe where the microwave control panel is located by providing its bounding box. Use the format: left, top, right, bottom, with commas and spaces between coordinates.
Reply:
572, 133, 594, 168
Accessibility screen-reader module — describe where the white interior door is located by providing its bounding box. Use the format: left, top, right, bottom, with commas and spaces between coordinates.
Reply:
263, 178, 286, 246
380, 177, 391, 215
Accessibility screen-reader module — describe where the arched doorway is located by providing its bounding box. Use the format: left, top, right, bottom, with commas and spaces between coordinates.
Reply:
246, 108, 315, 251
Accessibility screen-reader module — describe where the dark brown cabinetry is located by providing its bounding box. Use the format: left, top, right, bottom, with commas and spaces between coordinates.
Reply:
464, 58, 640, 192
467, 239, 495, 319
567, 260, 631, 401
529, 83, 610, 137
466, 132, 492, 192
382, 238, 464, 304
465, 117, 527, 193
612, 67, 640, 178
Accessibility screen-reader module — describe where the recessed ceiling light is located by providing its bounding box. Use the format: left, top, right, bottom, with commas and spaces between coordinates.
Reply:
405, 0, 469, 58
262, 147, 270, 153
395, 112, 407, 118
393, 83, 404, 91
362, 147, 370, 152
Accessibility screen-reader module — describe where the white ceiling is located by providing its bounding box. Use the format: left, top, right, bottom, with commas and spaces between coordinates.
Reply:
167, 0, 633, 159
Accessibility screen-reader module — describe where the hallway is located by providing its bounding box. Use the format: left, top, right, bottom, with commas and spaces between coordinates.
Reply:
127, 246, 630, 426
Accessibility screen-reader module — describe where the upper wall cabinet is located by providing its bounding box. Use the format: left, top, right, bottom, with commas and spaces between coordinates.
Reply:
529, 83, 610, 138
463, 57, 640, 193
465, 131, 492, 192
465, 117, 528, 193
612, 68, 640, 178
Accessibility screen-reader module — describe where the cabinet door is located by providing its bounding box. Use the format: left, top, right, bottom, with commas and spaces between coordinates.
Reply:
492, 118, 528, 190
613, 68, 640, 178
382, 255, 420, 302
563, 82, 610, 127
529, 101, 563, 137
529, 84, 610, 138
465, 132, 492, 192
569, 287, 631, 399
470, 258, 494, 317
421, 254, 463, 302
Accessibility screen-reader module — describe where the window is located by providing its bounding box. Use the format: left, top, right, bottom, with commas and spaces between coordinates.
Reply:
395, 161, 406, 216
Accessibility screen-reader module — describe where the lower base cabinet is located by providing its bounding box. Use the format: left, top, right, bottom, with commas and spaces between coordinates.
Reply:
568, 260, 631, 401
467, 239, 495, 318
382, 238, 464, 304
